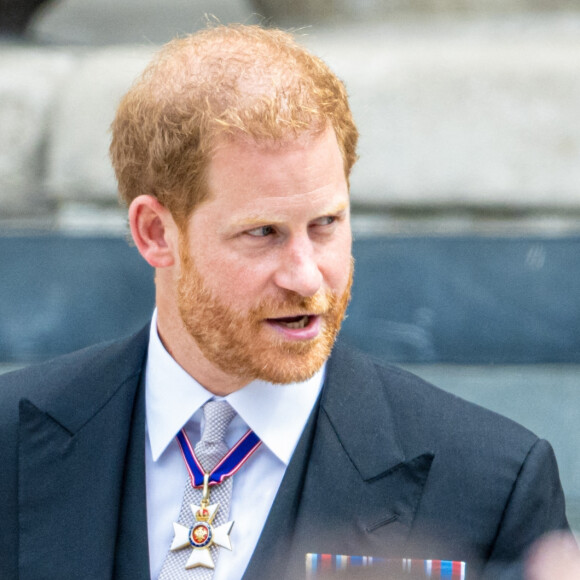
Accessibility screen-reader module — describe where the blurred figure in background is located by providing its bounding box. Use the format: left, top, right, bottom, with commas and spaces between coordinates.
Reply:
526, 532, 580, 580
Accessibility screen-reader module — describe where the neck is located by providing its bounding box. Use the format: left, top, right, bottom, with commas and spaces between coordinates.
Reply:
155, 301, 250, 396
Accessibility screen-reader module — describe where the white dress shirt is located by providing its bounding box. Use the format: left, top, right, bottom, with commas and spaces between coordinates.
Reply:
145, 311, 325, 580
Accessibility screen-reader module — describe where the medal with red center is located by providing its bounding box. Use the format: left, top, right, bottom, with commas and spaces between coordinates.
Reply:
169, 428, 262, 570
169, 474, 234, 569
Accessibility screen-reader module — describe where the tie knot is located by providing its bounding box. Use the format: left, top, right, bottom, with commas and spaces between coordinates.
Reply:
200, 400, 236, 447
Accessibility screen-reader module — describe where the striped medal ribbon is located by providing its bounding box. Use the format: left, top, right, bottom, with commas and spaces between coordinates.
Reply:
176, 427, 262, 488
306, 554, 466, 579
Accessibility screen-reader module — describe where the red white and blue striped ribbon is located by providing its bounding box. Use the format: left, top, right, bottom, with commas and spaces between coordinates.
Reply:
403, 558, 466, 579
176, 427, 262, 488
306, 554, 466, 579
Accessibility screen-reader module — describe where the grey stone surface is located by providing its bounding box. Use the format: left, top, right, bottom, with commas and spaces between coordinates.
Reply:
0, 46, 74, 215
28, 0, 580, 39
3, 15, 580, 219
302, 17, 580, 208
254, 1, 580, 26
45, 47, 154, 203
29, 0, 257, 45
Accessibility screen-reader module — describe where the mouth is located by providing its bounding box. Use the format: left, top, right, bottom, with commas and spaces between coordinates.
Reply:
270, 315, 312, 329
265, 314, 322, 340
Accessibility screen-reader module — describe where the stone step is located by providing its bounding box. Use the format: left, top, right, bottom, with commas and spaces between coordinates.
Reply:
305, 16, 580, 210
253, 0, 580, 26
28, 0, 255, 45
2, 15, 580, 220
27, 0, 580, 43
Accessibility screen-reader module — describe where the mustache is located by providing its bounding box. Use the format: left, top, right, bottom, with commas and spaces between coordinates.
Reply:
249, 290, 337, 319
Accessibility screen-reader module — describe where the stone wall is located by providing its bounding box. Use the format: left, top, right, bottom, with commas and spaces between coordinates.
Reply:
306, 18, 580, 213
1, 5, 580, 230
0, 45, 153, 217
254, 0, 580, 26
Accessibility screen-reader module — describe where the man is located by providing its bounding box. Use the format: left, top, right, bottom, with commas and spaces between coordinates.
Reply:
0, 24, 569, 580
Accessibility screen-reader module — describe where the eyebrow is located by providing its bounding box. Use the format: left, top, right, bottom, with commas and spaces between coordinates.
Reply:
231, 202, 349, 229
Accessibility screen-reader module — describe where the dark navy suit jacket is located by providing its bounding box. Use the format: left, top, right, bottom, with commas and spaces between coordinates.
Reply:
0, 326, 568, 579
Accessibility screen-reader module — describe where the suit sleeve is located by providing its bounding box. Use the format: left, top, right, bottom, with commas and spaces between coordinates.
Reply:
482, 438, 569, 579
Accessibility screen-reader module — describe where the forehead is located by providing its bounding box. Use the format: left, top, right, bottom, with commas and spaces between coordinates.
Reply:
202, 128, 348, 215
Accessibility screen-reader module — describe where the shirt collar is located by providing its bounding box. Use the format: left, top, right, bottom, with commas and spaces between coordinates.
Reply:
145, 311, 325, 465
145, 311, 212, 461
227, 367, 325, 466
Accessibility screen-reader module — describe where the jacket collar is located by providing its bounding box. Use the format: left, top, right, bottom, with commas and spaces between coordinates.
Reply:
320, 340, 408, 480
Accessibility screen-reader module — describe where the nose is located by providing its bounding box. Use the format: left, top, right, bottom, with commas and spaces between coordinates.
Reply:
273, 236, 323, 298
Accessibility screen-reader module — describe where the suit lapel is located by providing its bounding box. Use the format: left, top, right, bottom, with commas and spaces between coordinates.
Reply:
244, 343, 434, 580
17, 329, 149, 580
112, 373, 150, 578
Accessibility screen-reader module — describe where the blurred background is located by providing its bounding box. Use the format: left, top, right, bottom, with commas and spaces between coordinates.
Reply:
1, 0, 579, 530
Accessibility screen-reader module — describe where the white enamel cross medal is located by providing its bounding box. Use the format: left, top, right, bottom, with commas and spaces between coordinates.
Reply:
170, 426, 262, 571
169, 474, 234, 569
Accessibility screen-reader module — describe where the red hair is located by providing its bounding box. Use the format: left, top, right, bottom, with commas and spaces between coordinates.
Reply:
110, 24, 359, 227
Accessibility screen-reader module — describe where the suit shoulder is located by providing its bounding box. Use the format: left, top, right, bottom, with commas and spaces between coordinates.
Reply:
0, 326, 149, 422
384, 362, 536, 442
329, 342, 539, 453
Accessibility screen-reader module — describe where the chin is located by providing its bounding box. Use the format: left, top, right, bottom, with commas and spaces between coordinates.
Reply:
242, 336, 336, 385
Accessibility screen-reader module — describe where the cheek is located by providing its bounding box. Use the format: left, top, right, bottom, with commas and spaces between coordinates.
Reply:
321, 239, 353, 292
325, 260, 351, 294
199, 257, 271, 307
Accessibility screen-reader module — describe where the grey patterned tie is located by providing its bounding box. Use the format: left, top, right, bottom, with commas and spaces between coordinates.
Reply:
159, 400, 237, 579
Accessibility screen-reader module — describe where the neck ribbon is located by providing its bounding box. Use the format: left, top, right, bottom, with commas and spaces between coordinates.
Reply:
176, 427, 262, 488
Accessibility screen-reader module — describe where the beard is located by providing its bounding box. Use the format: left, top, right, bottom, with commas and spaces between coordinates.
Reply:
177, 247, 353, 385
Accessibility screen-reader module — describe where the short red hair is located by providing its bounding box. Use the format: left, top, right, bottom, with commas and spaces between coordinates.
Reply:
110, 24, 359, 227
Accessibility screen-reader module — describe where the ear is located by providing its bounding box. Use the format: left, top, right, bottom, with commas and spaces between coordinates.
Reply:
128, 195, 178, 268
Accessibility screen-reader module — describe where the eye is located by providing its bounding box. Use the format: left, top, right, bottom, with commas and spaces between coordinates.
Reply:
311, 216, 337, 227
246, 225, 276, 237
